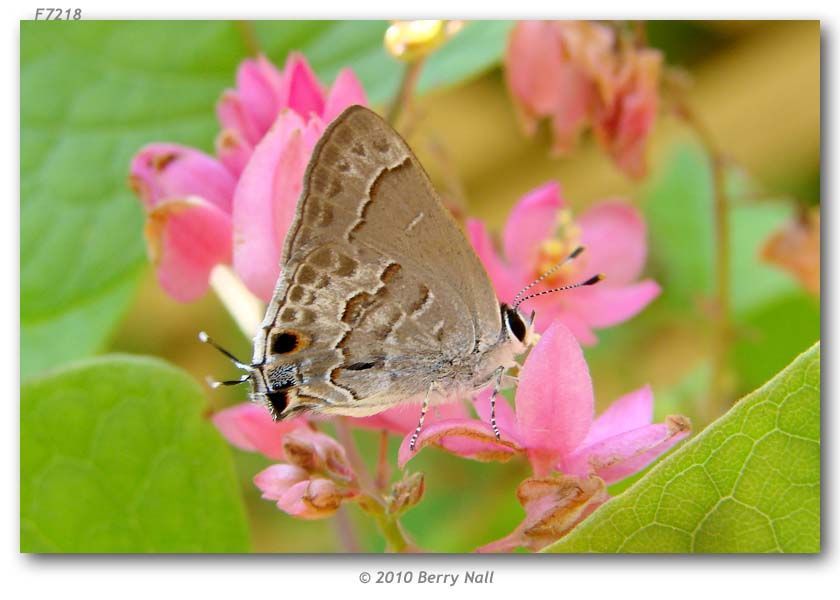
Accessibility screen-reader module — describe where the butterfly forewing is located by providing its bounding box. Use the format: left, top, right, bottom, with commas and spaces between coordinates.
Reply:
253, 106, 503, 416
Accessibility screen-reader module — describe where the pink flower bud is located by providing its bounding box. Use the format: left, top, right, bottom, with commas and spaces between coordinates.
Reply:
253, 464, 309, 501
282, 428, 354, 481
276, 477, 354, 520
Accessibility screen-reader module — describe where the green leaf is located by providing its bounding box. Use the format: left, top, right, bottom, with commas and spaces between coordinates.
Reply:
643, 141, 801, 315
544, 342, 820, 553
21, 355, 250, 552
255, 20, 513, 105
418, 21, 515, 95
20, 21, 253, 379
733, 293, 820, 394
644, 143, 714, 308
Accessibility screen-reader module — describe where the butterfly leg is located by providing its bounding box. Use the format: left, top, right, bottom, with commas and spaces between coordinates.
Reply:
489, 366, 506, 440
409, 383, 434, 452
500, 374, 518, 389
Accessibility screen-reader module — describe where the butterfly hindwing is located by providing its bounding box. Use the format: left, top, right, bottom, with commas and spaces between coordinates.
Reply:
252, 106, 503, 417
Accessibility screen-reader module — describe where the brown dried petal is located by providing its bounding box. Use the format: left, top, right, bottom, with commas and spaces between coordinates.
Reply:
761, 208, 820, 295
388, 472, 425, 515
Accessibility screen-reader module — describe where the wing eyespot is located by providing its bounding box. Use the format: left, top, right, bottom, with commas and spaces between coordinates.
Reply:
270, 330, 309, 355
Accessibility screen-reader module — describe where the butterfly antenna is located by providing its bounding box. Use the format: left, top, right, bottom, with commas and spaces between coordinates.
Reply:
205, 374, 250, 389
198, 331, 253, 372
512, 246, 586, 307
514, 273, 604, 309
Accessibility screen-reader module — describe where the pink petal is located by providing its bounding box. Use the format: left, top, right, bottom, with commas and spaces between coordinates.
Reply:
323, 68, 368, 123
576, 200, 648, 284
253, 463, 308, 500
215, 128, 254, 177
551, 311, 599, 346
581, 385, 654, 447
353, 399, 468, 434
563, 279, 661, 329
515, 321, 594, 460
217, 91, 263, 147
505, 21, 566, 126
600, 49, 661, 179
466, 218, 525, 304
144, 197, 232, 302
473, 387, 518, 439
129, 143, 236, 212
398, 419, 522, 468
274, 478, 352, 520
519, 293, 598, 344
232, 110, 315, 302
548, 66, 595, 155
502, 182, 564, 268
235, 56, 283, 139
212, 402, 308, 460
279, 53, 326, 120
565, 416, 691, 484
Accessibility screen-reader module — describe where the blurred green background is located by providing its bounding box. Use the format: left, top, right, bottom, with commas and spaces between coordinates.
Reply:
21, 20, 819, 552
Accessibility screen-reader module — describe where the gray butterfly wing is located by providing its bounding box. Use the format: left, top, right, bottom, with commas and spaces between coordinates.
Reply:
253, 106, 502, 416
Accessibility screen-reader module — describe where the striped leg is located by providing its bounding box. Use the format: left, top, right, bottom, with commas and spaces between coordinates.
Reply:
409, 384, 433, 452
489, 367, 505, 440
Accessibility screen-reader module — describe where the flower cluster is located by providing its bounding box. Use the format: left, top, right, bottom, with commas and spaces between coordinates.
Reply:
467, 182, 660, 343
129, 53, 367, 302
253, 428, 358, 520
131, 39, 687, 552
399, 320, 689, 550
505, 20, 662, 178
212, 401, 453, 521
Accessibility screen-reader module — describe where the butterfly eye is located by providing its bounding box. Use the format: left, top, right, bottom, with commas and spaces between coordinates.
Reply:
504, 307, 528, 343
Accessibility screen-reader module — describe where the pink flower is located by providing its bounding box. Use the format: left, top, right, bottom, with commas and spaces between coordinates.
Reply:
248, 427, 359, 520
129, 53, 367, 302
400, 321, 690, 480
504, 20, 662, 179
254, 464, 356, 520
212, 402, 308, 460
129, 145, 236, 302
467, 181, 660, 344
505, 20, 615, 155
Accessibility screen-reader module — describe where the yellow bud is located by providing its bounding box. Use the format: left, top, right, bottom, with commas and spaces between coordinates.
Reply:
384, 20, 463, 62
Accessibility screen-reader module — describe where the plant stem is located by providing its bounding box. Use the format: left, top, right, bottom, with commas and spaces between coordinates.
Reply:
334, 418, 378, 498
671, 97, 734, 422
332, 505, 362, 553
375, 429, 391, 492
386, 58, 426, 127
209, 265, 265, 338
235, 20, 262, 56
334, 418, 415, 552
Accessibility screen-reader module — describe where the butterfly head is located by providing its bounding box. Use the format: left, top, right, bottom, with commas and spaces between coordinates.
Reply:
501, 303, 536, 354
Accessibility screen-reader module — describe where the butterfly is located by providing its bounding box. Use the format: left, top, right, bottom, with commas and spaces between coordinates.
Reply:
201, 105, 600, 449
